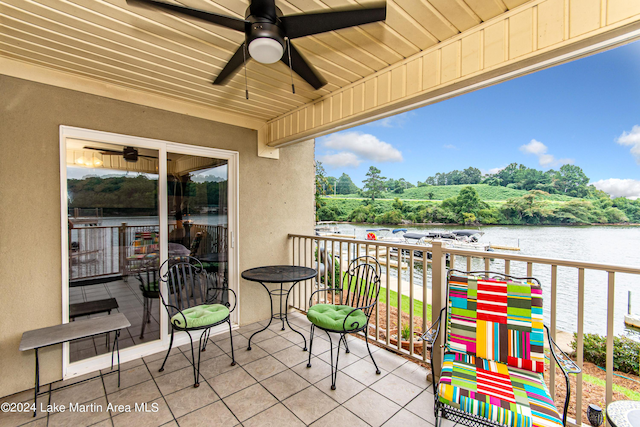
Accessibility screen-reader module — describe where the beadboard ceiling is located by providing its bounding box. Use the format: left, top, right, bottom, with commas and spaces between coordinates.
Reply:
0, 0, 530, 122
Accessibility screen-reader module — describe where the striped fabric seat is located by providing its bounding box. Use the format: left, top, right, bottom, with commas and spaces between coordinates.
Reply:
439, 352, 562, 427
446, 275, 545, 373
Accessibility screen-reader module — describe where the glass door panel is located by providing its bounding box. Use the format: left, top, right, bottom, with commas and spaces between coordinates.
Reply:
66, 140, 161, 362
167, 153, 228, 294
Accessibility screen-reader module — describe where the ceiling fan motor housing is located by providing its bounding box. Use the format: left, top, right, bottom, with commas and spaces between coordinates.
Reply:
245, 8, 286, 64
123, 146, 139, 162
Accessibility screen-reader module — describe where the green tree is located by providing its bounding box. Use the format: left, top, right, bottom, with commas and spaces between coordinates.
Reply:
362, 166, 386, 201
553, 164, 589, 197
461, 167, 482, 184
315, 161, 329, 219
335, 173, 359, 194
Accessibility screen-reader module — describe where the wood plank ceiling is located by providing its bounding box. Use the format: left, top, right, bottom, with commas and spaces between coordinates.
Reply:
0, 0, 530, 122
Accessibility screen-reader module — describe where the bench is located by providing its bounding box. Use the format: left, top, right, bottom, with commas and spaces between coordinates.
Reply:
69, 298, 120, 350
19, 313, 130, 416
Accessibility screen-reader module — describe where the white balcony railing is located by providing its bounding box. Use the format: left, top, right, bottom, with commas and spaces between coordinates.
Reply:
288, 233, 640, 426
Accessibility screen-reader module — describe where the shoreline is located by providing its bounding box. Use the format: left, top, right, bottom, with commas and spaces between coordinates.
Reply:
317, 220, 640, 227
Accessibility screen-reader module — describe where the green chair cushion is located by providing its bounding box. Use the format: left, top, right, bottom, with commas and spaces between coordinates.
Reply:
171, 304, 229, 328
307, 304, 367, 332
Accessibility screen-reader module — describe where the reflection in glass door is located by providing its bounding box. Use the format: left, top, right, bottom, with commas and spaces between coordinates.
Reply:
167, 153, 228, 294
66, 140, 161, 362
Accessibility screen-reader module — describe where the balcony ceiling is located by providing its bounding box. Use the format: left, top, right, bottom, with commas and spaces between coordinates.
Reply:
0, 0, 531, 123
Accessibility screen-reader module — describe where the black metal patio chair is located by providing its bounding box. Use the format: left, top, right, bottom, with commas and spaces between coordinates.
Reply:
306, 256, 382, 390
157, 256, 236, 387
422, 270, 580, 427
135, 259, 160, 340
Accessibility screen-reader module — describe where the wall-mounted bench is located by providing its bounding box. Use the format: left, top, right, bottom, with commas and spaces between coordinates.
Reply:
19, 313, 130, 417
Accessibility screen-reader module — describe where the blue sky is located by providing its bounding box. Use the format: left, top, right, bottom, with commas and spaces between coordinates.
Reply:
316, 40, 640, 198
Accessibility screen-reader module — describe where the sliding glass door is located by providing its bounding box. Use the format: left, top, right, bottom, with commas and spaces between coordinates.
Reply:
61, 127, 238, 376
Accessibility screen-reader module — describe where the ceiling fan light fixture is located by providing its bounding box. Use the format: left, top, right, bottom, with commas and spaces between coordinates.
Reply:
248, 37, 283, 64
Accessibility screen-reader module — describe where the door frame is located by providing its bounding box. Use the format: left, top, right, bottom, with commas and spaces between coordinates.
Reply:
59, 125, 240, 379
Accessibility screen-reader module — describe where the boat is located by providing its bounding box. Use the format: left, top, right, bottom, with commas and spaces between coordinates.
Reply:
365, 228, 407, 243
423, 230, 492, 252
315, 223, 355, 238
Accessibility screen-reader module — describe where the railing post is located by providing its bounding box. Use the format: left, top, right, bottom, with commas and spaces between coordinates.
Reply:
119, 222, 127, 276
431, 241, 447, 380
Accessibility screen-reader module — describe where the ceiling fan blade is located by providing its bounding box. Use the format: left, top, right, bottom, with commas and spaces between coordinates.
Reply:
83, 147, 124, 155
281, 41, 326, 90
213, 43, 248, 86
126, 0, 248, 32
249, 0, 277, 20
280, 4, 386, 39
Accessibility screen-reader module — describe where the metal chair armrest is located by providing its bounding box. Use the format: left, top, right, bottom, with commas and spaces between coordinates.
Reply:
545, 325, 580, 374
420, 308, 445, 349
165, 304, 188, 328
341, 302, 376, 331
545, 324, 579, 427
308, 287, 342, 307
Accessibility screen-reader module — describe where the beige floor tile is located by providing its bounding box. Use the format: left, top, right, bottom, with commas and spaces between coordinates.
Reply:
316, 373, 366, 403
382, 408, 434, 427
18, 418, 49, 427
389, 361, 431, 389
143, 348, 181, 363
280, 330, 309, 346
271, 346, 309, 368
249, 329, 278, 343
101, 357, 146, 375
48, 396, 110, 427
341, 338, 381, 359
282, 386, 338, 425
216, 334, 249, 353
112, 397, 173, 427
50, 378, 105, 407
197, 353, 238, 379
404, 389, 436, 424
237, 322, 264, 336
291, 358, 331, 384
104, 364, 152, 394
107, 380, 161, 409
316, 346, 362, 369
341, 359, 387, 386
306, 336, 331, 355
260, 370, 310, 401
210, 330, 244, 343
222, 384, 277, 422
370, 373, 424, 406
242, 356, 288, 383
164, 382, 218, 419
254, 336, 295, 354
146, 354, 191, 378
232, 346, 269, 365
179, 342, 225, 362
154, 367, 197, 396
310, 406, 369, 427
208, 367, 257, 398
243, 403, 305, 427
1, 388, 36, 404
176, 400, 239, 427
366, 348, 406, 372
343, 389, 401, 427
0, 398, 48, 426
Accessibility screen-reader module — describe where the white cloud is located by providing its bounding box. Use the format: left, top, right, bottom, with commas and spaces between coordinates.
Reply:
321, 132, 403, 164
519, 139, 574, 167
616, 125, 640, 164
592, 178, 640, 200
443, 144, 458, 150
318, 152, 362, 168
482, 167, 504, 175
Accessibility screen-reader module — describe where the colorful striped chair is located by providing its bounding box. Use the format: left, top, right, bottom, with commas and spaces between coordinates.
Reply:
422, 270, 580, 427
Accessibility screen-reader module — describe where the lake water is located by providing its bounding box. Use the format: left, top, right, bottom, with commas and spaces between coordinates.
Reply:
327, 223, 640, 340
99, 215, 640, 338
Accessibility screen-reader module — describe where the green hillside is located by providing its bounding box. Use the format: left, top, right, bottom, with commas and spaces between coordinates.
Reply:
329, 184, 574, 201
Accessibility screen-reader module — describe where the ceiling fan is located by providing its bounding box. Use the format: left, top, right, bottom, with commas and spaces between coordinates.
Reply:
84, 146, 160, 162
127, 0, 387, 93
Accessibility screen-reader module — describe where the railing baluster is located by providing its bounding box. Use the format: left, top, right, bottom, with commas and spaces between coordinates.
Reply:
504, 259, 510, 275
323, 239, 328, 304
409, 249, 415, 356
527, 261, 533, 277
422, 249, 428, 362
606, 271, 615, 407
375, 244, 380, 342
484, 257, 490, 274
386, 249, 391, 347
576, 268, 585, 419
466, 255, 472, 272
331, 240, 336, 304
550, 265, 557, 398
397, 246, 403, 351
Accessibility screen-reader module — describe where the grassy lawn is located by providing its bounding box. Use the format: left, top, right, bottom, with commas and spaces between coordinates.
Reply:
582, 373, 640, 400
378, 286, 432, 325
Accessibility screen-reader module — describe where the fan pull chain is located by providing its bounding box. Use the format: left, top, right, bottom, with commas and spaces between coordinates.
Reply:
286, 37, 295, 94
242, 44, 249, 100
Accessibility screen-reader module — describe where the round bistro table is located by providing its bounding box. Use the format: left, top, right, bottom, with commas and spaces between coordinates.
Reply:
241, 265, 317, 351
608, 401, 640, 427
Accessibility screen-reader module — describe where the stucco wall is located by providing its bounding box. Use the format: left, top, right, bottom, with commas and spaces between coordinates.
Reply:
0, 75, 314, 398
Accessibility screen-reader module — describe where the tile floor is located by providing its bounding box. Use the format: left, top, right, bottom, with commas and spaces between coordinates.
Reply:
2, 311, 442, 427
